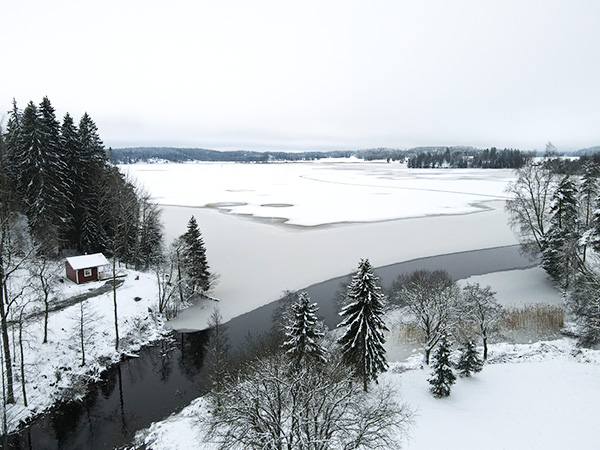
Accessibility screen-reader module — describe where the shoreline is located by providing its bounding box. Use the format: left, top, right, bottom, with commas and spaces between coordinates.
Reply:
171, 243, 536, 337
163, 198, 518, 331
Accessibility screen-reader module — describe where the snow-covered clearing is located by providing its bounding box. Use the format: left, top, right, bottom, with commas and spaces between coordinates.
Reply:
135, 338, 599, 450
123, 162, 519, 330
4, 267, 166, 433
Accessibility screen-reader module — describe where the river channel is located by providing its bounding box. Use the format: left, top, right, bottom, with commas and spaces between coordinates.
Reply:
5, 245, 536, 449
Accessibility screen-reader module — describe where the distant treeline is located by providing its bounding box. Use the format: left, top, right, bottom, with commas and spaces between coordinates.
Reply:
111, 147, 356, 163
407, 147, 534, 169
111, 146, 511, 165
545, 153, 600, 175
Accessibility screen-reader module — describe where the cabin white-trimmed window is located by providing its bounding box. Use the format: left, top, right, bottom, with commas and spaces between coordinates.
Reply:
83, 268, 92, 277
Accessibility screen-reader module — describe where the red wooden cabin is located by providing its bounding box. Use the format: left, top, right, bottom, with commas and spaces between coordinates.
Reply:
65, 253, 110, 284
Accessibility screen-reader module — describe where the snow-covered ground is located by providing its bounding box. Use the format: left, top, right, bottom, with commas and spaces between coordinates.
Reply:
134, 262, 580, 450
4, 267, 167, 433
135, 338, 600, 450
123, 162, 519, 330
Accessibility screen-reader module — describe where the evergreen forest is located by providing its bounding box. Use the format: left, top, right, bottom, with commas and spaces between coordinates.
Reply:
0, 97, 163, 268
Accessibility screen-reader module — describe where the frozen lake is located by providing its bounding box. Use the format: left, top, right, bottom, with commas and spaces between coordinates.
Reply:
123, 161, 520, 330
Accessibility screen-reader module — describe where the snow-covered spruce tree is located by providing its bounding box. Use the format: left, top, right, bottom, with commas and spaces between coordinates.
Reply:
456, 339, 483, 377
59, 112, 80, 247
580, 161, 599, 261
428, 334, 456, 398
181, 216, 211, 294
282, 291, 327, 368
3, 99, 21, 182
76, 112, 111, 254
337, 258, 388, 392
565, 273, 600, 347
135, 190, 163, 270
38, 97, 72, 251
542, 175, 580, 288
11, 98, 72, 254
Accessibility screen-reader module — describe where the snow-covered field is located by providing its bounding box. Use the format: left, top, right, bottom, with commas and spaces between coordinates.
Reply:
136, 338, 600, 450
124, 161, 519, 330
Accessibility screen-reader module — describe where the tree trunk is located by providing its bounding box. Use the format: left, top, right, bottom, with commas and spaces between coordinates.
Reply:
0, 272, 15, 404
43, 294, 49, 344
80, 302, 86, 366
18, 313, 27, 407
483, 336, 488, 361
176, 250, 184, 305
113, 258, 119, 351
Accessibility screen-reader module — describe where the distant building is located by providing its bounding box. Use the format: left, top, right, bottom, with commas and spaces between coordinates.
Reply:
65, 253, 110, 284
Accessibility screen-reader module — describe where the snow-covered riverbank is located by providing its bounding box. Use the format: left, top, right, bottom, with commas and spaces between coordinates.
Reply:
135, 338, 599, 450
4, 268, 168, 434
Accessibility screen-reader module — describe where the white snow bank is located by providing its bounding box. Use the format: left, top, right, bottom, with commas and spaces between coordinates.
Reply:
395, 340, 600, 450
136, 338, 600, 450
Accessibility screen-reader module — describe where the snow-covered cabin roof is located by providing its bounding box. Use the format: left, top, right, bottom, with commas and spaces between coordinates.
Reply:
66, 253, 110, 270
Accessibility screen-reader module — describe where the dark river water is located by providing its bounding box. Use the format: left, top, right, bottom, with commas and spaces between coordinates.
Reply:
4, 245, 536, 449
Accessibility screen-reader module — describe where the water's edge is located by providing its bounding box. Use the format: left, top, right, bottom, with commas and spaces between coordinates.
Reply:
6, 244, 536, 449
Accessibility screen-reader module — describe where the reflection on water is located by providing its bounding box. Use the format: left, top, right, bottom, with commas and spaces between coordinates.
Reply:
6, 334, 210, 450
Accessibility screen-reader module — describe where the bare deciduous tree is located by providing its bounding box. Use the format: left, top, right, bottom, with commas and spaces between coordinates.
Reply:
391, 270, 460, 365
204, 352, 412, 450
461, 283, 503, 360
29, 256, 60, 344
505, 161, 556, 255
72, 300, 99, 366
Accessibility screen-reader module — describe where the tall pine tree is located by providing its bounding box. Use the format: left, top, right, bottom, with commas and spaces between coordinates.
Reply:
580, 162, 598, 262
181, 216, 211, 294
37, 97, 72, 250
337, 258, 388, 391
282, 291, 327, 368
60, 113, 80, 248
542, 175, 580, 288
3, 99, 21, 181
76, 112, 110, 253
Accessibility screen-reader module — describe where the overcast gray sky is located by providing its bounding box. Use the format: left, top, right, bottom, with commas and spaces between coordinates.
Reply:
2, 0, 599, 152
